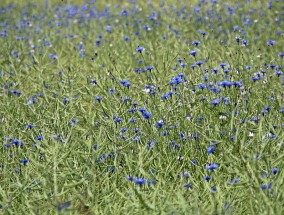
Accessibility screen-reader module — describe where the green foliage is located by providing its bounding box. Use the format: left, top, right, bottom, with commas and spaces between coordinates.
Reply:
0, 0, 283, 214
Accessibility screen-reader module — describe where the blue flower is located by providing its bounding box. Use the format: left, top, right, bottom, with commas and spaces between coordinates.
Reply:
242, 40, 248, 46
233, 81, 243, 87
62, 98, 69, 103
275, 71, 282, 76
20, 159, 29, 165
135, 178, 146, 185
196, 61, 203, 67
207, 146, 215, 154
184, 183, 192, 189
261, 184, 272, 190
49, 54, 57, 60
210, 98, 221, 106
212, 68, 219, 74
105, 25, 112, 33
35, 136, 43, 141
109, 89, 115, 94
25, 124, 35, 129
57, 202, 71, 212
155, 120, 165, 128
189, 50, 197, 57
267, 40, 276, 46
126, 176, 136, 181
142, 112, 152, 119
192, 41, 201, 46
206, 163, 218, 170
169, 76, 183, 85
120, 9, 128, 16
136, 46, 145, 53
161, 92, 173, 99
70, 119, 78, 126
271, 167, 278, 175
94, 96, 103, 102
204, 176, 211, 181
197, 84, 207, 90
219, 63, 227, 69
119, 80, 132, 88
10, 90, 22, 95
124, 36, 130, 41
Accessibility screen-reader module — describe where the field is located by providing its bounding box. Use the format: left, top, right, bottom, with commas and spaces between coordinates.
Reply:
0, 0, 284, 214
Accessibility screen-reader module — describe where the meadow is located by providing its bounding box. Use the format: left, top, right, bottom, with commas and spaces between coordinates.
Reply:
0, 0, 283, 214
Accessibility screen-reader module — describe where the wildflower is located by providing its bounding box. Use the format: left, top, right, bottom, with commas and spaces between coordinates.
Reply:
183, 172, 190, 178
275, 71, 283, 76
136, 46, 145, 53
210, 98, 221, 106
207, 146, 215, 154
197, 84, 206, 90
169, 76, 183, 85
242, 40, 248, 46
105, 25, 112, 33
235, 37, 241, 43
218, 80, 232, 88
120, 9, 127, 16
267, 40, 276, 46
212, 68, 219, 74
211, 186, 217, 192
57, 202, 71, 212
35, 136, 43, 141
206, 163, 218, 170
25, 124, 35, 129
62, 98, 69, 103
20, 159, 29, 165
184, 183, 192, 189
204, 176, 211, 181
161, 92, 173, 99
135, 178, 146, 185
94, 96, 103, 102
142, 112, 152, 119
70, 119, 78, 126
261, 184, 272, 190
189, 50, 197, 57
224, 69, 230, 74
90, 79, 97, 85
124, 36, 130, 41
194, 61, 202, 67
192, 41, 201, 46
109, 89, 115, 94
113, 117, 122, 123
119, 80, 132, 88
219, 63, 227, 69
49, 54, 57, 60
10, 90, 22, 95
126, 176, 136, 181
155, 120, 165, 128
146, 141, 155, 150
233, 25, 239, 31
271, 167, 278, 175
120, 127, 128, 133
129, 118, 137, 123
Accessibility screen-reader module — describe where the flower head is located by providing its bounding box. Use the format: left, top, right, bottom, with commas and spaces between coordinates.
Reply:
136, 46, 145, 53
206, 163, 218, 170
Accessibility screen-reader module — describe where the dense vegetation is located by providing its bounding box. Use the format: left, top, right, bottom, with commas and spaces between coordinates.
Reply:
0, 0, 283, 214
